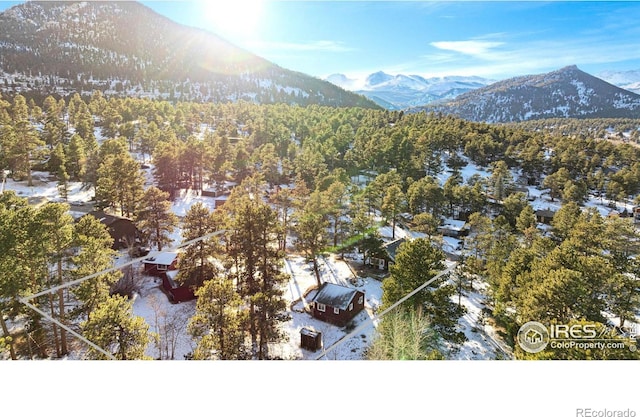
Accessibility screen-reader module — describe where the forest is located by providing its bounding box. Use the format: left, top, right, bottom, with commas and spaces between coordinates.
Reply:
1, 91, 639, 359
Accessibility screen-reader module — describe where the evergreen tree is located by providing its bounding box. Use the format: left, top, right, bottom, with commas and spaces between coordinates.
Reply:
81, 295, 152, 360
66, 134, 86, 181
381, 184, 405, 240
224, 182, 289, 359
5, 95, 44, 185
366, 307, 445, 360
294, 191, 329, 286
152, 138, 184, 199
70, 215, 121, 321
136, 186, 178, 251
188, 277, 248, 360
324, 181, 349, 248
381, 238, 465, 343
176, 202, 219, 288
95, 151, 144, 217
36, 203, 75, 357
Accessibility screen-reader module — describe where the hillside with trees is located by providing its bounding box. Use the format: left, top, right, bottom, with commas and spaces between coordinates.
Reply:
1, 91, 639, 360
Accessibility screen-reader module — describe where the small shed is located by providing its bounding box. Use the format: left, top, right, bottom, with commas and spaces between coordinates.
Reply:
300, 328, 322, 352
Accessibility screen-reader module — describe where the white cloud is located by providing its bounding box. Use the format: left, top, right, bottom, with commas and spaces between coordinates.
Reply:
430, 40, 504, 56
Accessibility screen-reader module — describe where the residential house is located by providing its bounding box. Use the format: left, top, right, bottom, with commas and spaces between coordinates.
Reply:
159, 270, 196, 303
438, 218, 469, 238
535, 209, 556, 225
311, 282, 365, 327
142, 252, 179, 276
634, 207, 640, 224
367, 236, 408, 271
84, 211, 138, 250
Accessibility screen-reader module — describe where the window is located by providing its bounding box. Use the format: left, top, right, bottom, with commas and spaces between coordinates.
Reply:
316, 302, 325, 312
157, 264, 167, 271
358, 296, 363, 304
334, 307, 340, 314
349, 303, 353, 311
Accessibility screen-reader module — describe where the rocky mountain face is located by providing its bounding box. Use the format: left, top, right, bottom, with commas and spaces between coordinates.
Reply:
0, 1, 378, 108
326, 71, 492, 110
418, 65, 640, 123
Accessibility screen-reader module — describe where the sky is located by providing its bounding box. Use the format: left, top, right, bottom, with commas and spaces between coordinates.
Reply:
1, 1, 640, 82
138, 0, 640, 82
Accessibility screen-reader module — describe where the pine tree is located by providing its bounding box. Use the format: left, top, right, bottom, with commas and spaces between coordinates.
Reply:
95, 150, 144, 217
381, 184, 405, 240
366, 307, 445, 360
294, 191, 329, 286
66, 134, 86, 181
188, 277, 248, 360
152, 138, 183, 199
224, 181, 289, 359
381, 238, 465, 344
36, 203, 74, 357
176, 202, 219, 288
81, 295, 152, 360
0, 192, 35, 359
6, 95, 44, 185
70, 215, 121, 321
136, 186, 178, 251
324, 181, 349, 248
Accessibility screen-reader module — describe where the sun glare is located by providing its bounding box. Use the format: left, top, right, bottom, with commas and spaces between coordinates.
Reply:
198, 0, 264, 39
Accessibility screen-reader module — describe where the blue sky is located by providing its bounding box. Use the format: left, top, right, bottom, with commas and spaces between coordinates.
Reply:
2, 1, 640, 81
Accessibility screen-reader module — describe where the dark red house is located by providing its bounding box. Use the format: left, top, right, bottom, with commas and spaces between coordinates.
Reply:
142, 252, 179, 276
159, 270, 196, 303
311, 282, 365, 327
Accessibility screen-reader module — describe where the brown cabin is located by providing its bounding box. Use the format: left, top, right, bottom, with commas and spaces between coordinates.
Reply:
367, 237, 408, 271
311, 282, 365, 327
535, 209, 556, 225
84, 211, 138, 250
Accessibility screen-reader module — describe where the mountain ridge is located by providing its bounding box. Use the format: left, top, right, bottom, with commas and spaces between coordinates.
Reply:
415, 65, 640, 122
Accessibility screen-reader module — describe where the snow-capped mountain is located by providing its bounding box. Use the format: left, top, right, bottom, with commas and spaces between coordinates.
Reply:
0, 1, 378, 108
325, 71, 493, 110
598, 69, 640, 94
418, 65, 640, 123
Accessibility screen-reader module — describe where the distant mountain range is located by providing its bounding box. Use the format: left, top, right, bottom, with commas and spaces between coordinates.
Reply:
598, 69, 640, 94
415, 65, 640, 122
325, 71, 494, 110
0, 1, 378, 108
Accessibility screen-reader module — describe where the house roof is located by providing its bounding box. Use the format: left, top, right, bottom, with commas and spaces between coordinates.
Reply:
382, 237, 408, 262
535, 209, 556, 218
85, 210, 133, 226
143, 252, 179, 266
312, 282, 361, 310
439, 218, 466, 231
